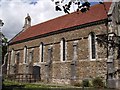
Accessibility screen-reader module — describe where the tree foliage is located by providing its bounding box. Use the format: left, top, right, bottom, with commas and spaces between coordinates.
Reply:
1, 32, 8, 64
51, 0, 91, 14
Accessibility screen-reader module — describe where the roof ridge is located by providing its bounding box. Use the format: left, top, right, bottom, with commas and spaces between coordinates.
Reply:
9, 2, 112, 44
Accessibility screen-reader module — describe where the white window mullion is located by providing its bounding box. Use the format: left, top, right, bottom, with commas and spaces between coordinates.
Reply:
89, 34, 92, 60
95, 37, 98, 59
60, 39, 63, 62
65, 42, 67, 61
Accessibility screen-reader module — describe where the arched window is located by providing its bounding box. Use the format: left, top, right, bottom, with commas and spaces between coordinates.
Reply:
15, 51, 20, 64
29, 49, 34, 63
60, 38, 66, 61
39, 42, 44, 62
23, 46, 27, 63
89, 32, 96, 60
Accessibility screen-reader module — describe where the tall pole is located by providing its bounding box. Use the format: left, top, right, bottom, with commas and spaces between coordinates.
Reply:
0, 19, 4, 90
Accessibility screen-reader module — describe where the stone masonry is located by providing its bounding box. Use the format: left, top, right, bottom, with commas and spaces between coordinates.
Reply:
8, 23, 109, 84
6, 2, 120, 87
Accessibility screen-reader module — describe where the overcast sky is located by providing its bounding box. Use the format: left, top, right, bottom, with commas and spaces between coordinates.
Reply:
0, 0, 101, 41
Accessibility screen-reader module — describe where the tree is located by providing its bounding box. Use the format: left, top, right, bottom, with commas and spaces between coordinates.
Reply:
51, 0, 91, 14
1, 32, 8, 64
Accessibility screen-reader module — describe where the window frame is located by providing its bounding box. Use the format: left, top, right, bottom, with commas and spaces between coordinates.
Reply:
89, 32, 96, 60
15, 51, 20, 64
60, 38, 66, 62
39, 42, 44, 63
29, 48, 34, 63
23, 46, 28, 64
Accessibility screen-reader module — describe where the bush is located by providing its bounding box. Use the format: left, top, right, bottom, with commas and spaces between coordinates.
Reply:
92, 77, 104, 88
73, 82, 81, 87
82, 79, 90, 87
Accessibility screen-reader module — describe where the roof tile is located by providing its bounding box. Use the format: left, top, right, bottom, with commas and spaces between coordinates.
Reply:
10, 2, 111, 43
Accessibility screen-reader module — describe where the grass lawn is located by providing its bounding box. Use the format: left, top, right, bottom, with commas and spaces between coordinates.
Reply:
2, 80, 117, 90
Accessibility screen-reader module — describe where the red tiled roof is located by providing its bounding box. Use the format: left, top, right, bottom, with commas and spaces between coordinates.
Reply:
10, 2, 112, 44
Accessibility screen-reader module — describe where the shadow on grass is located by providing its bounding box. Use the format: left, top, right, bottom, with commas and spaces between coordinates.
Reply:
2, 84, 25, 90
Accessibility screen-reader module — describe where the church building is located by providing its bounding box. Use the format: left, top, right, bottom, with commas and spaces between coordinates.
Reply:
6, 2, 120, 88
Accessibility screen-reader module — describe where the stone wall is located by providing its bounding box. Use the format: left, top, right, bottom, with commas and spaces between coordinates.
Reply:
7, 23, 110, 84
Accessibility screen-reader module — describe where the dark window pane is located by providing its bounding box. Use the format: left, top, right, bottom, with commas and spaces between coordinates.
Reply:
41, 43, 44, 62
25, 47, 27, 63
91, 33, 96, 59
63, 39, 66, 61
